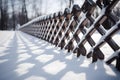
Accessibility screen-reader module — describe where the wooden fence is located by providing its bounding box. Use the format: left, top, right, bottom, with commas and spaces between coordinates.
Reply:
19, 0, 120, 71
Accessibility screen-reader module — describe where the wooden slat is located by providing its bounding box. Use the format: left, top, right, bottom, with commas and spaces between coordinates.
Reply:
20, 0, 120, 71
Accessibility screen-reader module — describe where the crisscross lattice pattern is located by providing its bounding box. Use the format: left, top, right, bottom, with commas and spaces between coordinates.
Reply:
20, 0, 120, 71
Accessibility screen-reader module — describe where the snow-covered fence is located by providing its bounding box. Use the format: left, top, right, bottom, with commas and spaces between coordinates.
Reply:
19, 0, 120, 71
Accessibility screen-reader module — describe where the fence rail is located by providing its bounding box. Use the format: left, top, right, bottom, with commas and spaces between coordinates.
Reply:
19, 0, 120, 71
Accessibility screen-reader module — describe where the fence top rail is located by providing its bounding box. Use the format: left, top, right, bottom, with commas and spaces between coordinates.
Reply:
19, 4, 85, 30
19, 14, 52, 29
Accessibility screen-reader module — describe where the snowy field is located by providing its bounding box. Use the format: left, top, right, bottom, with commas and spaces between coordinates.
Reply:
0, 31, 120, 80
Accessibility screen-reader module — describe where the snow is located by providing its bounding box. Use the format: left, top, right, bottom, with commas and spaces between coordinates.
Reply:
49, 20, 59, 42
53, 18, 66, 43
72, 7, 107, 52
57, 17, 74, 46
20, 15, 46, 29
0, 31, 120, 80
63, 12, 86, 49
87, 20, 120, 58
46, 20, 54, 40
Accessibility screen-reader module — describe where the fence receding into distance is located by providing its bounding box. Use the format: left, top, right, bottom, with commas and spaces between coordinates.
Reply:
19, 0, 120, 71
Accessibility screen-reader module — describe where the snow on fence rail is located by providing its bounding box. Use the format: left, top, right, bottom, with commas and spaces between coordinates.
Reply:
19, 0, 120, 71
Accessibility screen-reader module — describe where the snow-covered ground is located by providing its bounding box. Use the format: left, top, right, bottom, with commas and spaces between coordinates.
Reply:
0, 31, 120, 80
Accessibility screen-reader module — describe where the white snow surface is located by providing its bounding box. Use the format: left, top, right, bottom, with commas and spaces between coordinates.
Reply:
0, 31, 120, 80
20, 15, 46, 29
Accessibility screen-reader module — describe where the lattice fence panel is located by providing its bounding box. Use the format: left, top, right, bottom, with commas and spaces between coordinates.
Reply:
20, 0, 120, 71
